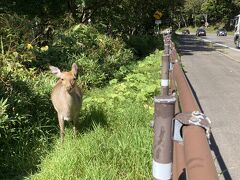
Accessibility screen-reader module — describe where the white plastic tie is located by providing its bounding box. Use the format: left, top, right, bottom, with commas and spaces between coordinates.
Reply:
190, 111, 211, 140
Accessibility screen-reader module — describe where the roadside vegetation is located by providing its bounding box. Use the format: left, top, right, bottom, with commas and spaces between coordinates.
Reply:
2, 0, 240, 179
0, 3, 163, 178
28, 50, 162, 179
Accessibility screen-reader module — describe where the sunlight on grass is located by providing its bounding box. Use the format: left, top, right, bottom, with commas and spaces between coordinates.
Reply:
27, 50, 162, 180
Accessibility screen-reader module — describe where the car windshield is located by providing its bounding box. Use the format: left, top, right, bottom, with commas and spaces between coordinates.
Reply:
198, 28, 205, 31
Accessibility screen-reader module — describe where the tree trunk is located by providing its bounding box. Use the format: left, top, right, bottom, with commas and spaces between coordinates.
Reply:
66, 0, 78, 21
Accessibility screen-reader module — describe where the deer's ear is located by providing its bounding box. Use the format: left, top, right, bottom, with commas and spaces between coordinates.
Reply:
71, 63, 78, 77
49, 66, 61, 78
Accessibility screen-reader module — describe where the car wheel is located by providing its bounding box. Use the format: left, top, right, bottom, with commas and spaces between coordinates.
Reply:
235, 39, 240, 48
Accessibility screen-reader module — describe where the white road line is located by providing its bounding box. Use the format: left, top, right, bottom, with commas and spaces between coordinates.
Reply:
201, 38, 240, 63
216, 51, 240, 63
202, 39, 240, 52
215, 43, 228, 48
228, 46, 240, 52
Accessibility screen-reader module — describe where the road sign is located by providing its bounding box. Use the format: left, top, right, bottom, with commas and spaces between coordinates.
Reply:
155, 20, 162, 25
154, 10, 163, 20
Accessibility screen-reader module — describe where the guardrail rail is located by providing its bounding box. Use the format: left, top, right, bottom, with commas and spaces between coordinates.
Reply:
152, 34, 219, 180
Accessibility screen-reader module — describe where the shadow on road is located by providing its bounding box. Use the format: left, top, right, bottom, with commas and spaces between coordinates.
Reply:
177, 34, 230, 56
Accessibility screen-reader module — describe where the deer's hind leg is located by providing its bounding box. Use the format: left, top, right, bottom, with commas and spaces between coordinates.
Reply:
73, 115, 79, 137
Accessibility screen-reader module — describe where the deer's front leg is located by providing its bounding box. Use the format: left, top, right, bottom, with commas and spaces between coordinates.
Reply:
58, 114, 65, 143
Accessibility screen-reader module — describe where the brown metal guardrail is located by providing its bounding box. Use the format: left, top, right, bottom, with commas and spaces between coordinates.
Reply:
152, 34, 219, 180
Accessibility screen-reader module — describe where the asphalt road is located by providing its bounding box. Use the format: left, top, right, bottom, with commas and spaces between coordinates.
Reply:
178, 34, 240, 180
184, 30, 240, 49
201, 33, 235, 48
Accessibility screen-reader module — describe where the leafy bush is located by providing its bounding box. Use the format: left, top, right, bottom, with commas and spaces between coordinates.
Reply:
0, 98, 9, 127
84, 50, 162, 114
0, 13, 162, 89
0, 13, 53, 53
0, 48, 57, 178
126, 35, 163, 57
36, 24, 134, 88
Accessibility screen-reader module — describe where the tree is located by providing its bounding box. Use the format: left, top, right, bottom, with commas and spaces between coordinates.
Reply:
183, 0, 204, 27
201, 0, 238, 28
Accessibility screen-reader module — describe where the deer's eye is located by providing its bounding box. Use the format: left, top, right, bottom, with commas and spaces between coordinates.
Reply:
61, 78, 64, 81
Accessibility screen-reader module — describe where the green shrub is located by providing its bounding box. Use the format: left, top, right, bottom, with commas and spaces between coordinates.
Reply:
0, 98, 9, 127
0, 13, 149, 89
126, 35, 163, 57
0, 49, 58, 178
0, 13, 53, 53
84, 50, 161, 112
36, 24, 134, 88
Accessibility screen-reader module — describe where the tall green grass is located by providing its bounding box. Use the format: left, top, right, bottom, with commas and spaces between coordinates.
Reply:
27, 50, 162, 179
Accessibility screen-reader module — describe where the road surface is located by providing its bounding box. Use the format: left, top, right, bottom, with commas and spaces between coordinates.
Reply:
201, 33, 235, 48
179, 34, 240, 180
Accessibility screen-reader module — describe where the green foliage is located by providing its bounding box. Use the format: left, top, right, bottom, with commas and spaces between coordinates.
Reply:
0, 0, 163, 37
0, 10, 163, 179
0, 1, 166, 178
126, 35, 163, 57
0, 98, 8, 125
83, 50, 162, 118
0, 32, 57, 177
0, 13, 53, 54
233, 0, 240, 7
0, 0, 67, 18
0, 54, 57, 178
28, 50, 162, 180
37, 24, 134, 87
166, 0, 240, 29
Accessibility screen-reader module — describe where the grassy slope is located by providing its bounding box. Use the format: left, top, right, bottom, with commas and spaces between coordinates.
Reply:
27, 50, 162, 180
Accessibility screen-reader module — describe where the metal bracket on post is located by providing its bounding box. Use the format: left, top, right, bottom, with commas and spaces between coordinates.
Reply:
172, 111, 211, 143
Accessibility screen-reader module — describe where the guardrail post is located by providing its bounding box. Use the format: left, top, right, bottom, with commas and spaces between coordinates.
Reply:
153, 95, 176, 180
164, 44, 170, 54
164, 35, 171, 54
161, 54, 170, 96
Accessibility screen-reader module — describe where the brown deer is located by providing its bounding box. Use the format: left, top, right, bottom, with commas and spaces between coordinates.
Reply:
49, 63, 83, 143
